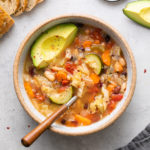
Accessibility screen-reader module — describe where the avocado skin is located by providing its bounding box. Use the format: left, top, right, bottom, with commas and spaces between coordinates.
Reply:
123, 0, 150, 28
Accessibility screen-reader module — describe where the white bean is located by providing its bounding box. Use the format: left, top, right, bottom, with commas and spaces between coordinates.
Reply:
119, 57, 126, 67
44, 71, 55, 81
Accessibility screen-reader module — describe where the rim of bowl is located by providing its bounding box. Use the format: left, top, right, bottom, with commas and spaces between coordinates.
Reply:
13, 14, 136, 136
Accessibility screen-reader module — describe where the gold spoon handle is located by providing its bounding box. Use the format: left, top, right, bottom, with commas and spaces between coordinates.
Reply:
21, 104, 67, 147
21, 96, 77, 147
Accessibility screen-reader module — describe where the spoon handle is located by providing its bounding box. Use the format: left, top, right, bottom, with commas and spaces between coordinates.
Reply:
21, 104, 68, 147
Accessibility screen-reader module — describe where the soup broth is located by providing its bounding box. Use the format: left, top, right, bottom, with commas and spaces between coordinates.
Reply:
23, 24, 127, 127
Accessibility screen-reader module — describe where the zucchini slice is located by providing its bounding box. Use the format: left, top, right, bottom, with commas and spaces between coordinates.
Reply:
50, 86, 73, 104
85, 54, 102, 75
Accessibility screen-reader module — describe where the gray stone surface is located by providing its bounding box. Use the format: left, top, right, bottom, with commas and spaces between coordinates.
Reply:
0, 0, 150, 149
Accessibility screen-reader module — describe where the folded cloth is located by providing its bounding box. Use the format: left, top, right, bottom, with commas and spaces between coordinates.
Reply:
116, 124, 150, 150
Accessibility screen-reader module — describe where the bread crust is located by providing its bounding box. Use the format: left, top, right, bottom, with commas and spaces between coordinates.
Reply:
14, 0, 28, 16
0, 6, 14, 37
25, 0, 38, 12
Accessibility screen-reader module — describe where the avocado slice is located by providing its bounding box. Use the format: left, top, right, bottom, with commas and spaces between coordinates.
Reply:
123, 1, 150, 28
31, 24, 78, 68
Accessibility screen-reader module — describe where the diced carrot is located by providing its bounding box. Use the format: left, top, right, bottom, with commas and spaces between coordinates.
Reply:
75, 114, 91, 126
114, 62, 123, 72
90, 73, 100, 84
24, 82, 35, 98
107, 83, 116, 92
83, 41, 92, 48
111, 94, 123, 101
101, 50, 111, 66
56, 71, 67, 82
94, 40, 100, 44
62, 79, 70, 85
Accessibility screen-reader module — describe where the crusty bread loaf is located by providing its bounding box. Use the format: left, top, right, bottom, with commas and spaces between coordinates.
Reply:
0, 6, 14, 37
25, 0, 38, 11
0, 0, 20, 15
14, 0, 28, 16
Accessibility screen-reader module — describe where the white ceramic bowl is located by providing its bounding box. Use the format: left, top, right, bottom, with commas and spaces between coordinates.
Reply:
13, 15, 136, 136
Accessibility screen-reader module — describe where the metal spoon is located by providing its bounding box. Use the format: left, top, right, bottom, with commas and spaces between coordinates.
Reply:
21, 96, 78, 147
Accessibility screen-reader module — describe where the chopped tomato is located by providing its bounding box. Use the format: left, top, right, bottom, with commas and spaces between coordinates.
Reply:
107, 100, 117, 113
35, 92, 45, 102
106, 40, 114, 49
62, 79, 70, 85
83, 41, 92, 48
111, 94, 123, 101
88, 85, 99, 93
51, 68, 57, 72
86, 113, 100, 123
65, 62, 76, 74
90, 28, 103, 41
88, 93, 97, 103
101, 50, 111, 66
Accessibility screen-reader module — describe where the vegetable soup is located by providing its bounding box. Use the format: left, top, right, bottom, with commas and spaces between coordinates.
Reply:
23, 23, 127, 127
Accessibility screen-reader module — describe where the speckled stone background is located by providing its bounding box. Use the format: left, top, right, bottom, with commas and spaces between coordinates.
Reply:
0, 0, 150, 150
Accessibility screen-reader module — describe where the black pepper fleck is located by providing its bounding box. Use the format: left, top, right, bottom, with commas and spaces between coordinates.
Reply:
61, 119, 66, 125
78, 46, 85, 52
122, 71, 127, 76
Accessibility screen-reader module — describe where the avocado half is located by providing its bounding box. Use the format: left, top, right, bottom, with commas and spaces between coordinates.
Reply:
123, 0, 150, 28
31, 23, 78, 68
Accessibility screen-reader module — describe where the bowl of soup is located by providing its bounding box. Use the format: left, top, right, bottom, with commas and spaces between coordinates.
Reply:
13, 15, 136, 135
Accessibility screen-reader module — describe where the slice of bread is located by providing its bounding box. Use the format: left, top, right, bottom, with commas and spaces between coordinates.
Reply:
0, 6, 14, 37
37, 0, 44, 3
14, 0, 28, 16
25, 0, 38, 12
0, 0, 20, 15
